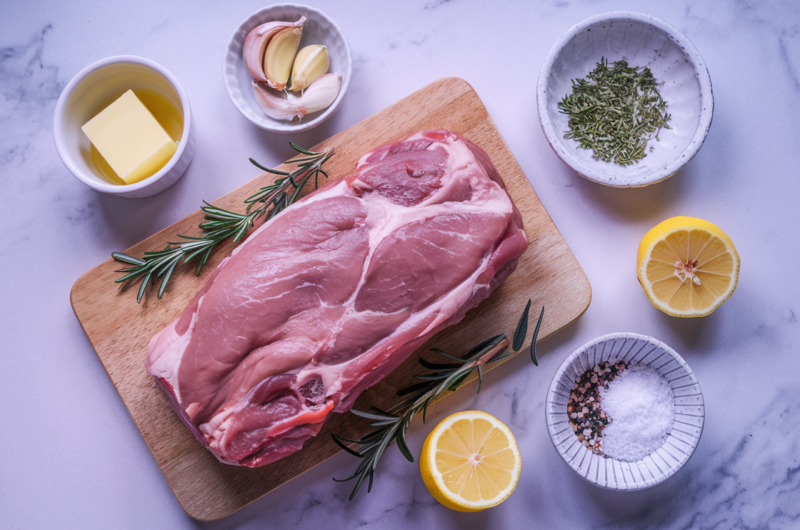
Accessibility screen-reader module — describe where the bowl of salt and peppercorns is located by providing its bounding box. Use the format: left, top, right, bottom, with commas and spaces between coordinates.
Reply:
545, 333, 704, 490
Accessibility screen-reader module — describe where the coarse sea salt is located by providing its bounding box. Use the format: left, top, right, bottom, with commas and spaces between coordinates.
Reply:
599, 363, 675, 462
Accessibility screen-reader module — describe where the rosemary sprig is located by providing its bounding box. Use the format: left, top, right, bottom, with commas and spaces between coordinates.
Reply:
558, 57, 671, 166
111, 143, 334, 302
331, 302, 545, 500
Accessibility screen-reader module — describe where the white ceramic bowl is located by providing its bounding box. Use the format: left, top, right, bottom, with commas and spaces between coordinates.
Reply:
223, 4, 352, 133
54, 56, 194, 199
537, 12, 713, 187
546, 333, 704, 490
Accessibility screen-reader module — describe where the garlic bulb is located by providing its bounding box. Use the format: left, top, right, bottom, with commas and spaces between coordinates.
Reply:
242, 17, 305, 85
253, 73, 342, 121
290, 45, 329, 92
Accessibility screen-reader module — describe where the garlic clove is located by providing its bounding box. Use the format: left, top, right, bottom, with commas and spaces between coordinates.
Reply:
252, 73, 341, 122
289, 45, 329, 92
252, 81, 304, 121
243, 17, 306, 83
263, 24, 304, 90
294, 73, 341, 115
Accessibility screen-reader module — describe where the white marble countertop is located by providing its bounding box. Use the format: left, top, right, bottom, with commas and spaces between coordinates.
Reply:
2, 0, 799, 528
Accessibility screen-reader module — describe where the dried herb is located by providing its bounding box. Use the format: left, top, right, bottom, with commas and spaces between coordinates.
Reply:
332, 302, 545, 500
558, 58, 671, 166
112, 143, 334, 302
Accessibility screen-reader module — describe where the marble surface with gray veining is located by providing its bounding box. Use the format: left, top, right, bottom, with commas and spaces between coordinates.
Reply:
1, 0, 799, 528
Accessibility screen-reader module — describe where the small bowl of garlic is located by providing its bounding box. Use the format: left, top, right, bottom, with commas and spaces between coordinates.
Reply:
223, 4, 352, 134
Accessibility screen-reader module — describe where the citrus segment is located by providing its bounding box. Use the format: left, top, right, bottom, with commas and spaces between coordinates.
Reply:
637, 216, 739, 317
420, 411, 521, 512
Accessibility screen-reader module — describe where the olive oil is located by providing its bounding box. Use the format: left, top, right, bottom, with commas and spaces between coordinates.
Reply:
135, 89, 183, 142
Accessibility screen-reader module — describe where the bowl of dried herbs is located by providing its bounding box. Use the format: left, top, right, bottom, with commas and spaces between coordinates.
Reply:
537, 12, 713, 187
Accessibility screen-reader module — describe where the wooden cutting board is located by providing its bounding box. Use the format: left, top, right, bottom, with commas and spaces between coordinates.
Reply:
71, 77, 591, 521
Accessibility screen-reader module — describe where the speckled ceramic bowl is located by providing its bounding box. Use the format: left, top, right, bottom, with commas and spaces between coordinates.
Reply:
223, 4, 352, 134
537, 12, 713, 187
546, 333, 704, 490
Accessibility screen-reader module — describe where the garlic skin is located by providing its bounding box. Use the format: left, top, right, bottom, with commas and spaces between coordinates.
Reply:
290, 45, 329, 92
263, 25, 304, 90
252, 81, 304, 121
252, 73, 342, 122
242, 17, 305, 84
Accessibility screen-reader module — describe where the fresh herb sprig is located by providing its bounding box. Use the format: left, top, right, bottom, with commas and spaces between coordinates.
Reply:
112, 143, 334, 303
331, 302, 544, 500
558, 58, 671, 166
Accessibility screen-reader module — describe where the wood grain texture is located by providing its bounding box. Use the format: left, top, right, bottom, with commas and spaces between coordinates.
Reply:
70, 78, 591, 521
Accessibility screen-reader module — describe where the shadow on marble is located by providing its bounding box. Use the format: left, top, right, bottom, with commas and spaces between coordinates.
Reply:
657, 306, 717, 351
567, 164, 690, 223
93, 161, 195, 247
577, 467, 693, 523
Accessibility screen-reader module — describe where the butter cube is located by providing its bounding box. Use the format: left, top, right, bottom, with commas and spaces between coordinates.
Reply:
81, 90, 177, 184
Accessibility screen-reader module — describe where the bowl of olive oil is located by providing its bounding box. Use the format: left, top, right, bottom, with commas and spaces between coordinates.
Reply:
54, 56, 195, 198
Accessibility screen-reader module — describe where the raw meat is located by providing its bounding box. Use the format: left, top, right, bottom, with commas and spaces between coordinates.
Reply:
146, 130, 528, 467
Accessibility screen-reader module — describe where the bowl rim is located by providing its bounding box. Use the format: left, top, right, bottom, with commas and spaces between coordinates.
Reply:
537, 11, 714, 187
545, 332, 705, 490
53, 55, 193, 195
222, 3, 352, 134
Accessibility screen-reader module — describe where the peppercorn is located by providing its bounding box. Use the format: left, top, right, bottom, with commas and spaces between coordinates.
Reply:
567, 360, 628, 455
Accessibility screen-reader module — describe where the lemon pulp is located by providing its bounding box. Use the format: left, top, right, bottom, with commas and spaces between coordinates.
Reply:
637, 216, 740, 317
420, 411, 521, 512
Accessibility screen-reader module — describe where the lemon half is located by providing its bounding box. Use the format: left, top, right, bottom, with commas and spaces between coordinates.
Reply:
420, 411, 521, 512
637, 216, 740, 317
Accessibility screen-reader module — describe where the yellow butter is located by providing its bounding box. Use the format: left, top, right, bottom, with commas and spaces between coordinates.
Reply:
81, 90, 177, 184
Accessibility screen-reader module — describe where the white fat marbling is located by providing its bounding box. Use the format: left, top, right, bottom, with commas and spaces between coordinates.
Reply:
1, 0, 799, 528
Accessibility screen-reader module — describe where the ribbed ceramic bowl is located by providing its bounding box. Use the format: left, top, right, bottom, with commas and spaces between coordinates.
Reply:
223, 4, 352, 133
546, 333, 704, 490
54, 56, 194, 198
537, 12, 713, 187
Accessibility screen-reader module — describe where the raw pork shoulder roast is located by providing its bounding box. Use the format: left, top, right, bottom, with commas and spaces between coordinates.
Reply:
146, 130, 528, 467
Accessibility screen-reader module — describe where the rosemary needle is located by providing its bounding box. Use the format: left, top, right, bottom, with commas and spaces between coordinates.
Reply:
112, 143, 335, 302
558, 58, 671, 166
